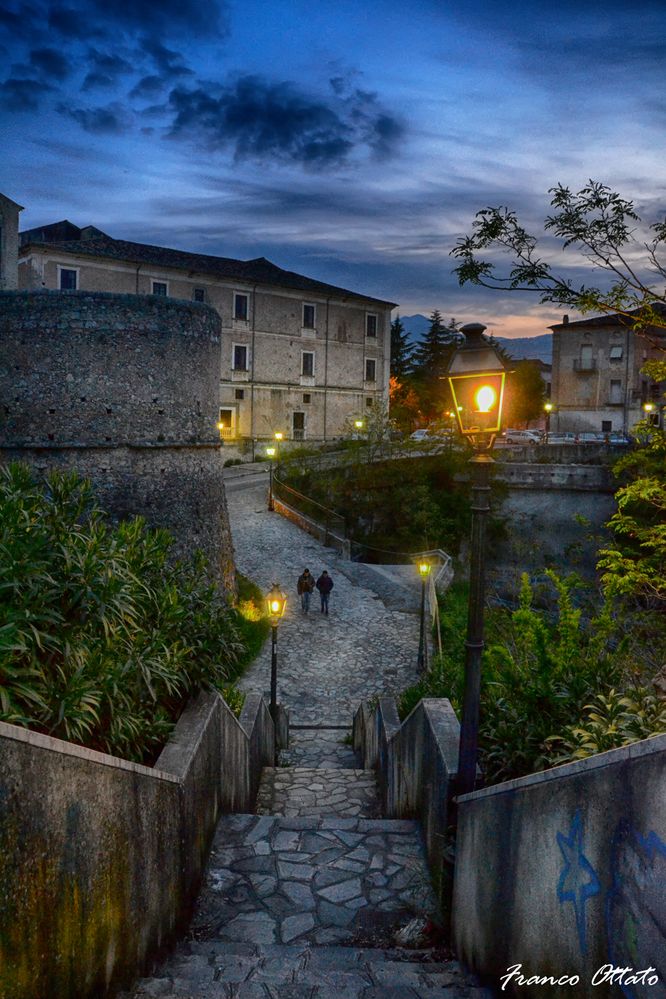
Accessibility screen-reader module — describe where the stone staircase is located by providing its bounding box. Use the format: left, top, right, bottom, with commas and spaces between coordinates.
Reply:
130, 727, 493, 999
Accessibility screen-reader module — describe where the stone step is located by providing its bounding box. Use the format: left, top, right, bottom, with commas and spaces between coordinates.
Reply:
131, 942, 492, 998
279, 728, 357, 770
255, 767, 380, 819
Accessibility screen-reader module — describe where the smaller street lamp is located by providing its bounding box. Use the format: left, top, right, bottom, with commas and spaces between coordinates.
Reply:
274, 431, 284, 470
417, 560, 432, 671
544, 402, 553, 443
266, 446, 276, 511
265, 583, 287, 760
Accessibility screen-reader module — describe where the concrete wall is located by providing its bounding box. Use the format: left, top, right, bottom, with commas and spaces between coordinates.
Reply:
0, 290, 235, 590
0, 194, 22, 290
453, 734, 666, 997
0, 690, 276, 999
353, 697, 460, 910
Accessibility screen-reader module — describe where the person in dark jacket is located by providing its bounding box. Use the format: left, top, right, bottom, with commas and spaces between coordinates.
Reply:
297, 568, 315, 613
316, 570, 334, 615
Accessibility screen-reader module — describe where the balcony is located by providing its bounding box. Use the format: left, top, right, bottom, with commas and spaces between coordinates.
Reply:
218, 427, 236, 440
573, 359, 597, 372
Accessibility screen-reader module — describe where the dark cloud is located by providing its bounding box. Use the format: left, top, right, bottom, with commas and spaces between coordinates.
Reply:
28, 47, 70, 81
61, 102, 129, 134
0, 77, 50, 111
141, 39, 193, 78
167, 75, 404, 169
82, 49, 133, 90
129, 75, 167, 100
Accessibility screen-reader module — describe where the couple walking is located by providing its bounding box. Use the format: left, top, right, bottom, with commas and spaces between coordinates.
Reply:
297, 568, 333, 615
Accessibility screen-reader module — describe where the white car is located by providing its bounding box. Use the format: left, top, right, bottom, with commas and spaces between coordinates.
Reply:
503, 429, 542, 444
409, 429, 430, 441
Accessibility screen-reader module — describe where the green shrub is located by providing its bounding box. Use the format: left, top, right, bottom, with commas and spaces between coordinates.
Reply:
0, 463, 249, 763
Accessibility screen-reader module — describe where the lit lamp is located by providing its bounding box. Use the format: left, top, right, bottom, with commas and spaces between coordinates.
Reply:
274, 431, 284, 469
265, 583, 287, 759
417, 560, 432, 671
544, 402, 553, 444
445, 322, 507, 796
266, 446, 276, 511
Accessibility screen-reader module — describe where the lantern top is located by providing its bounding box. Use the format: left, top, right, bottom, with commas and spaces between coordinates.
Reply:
448, 323, 506, 377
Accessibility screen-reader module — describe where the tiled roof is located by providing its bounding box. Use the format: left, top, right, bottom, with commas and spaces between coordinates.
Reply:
550, 303, 666, 332
20, 231, 396, 307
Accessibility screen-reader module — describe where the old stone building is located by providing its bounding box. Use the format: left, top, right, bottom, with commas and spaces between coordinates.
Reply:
550, 311, 665, 434
18, 220, 395, 445
0, 193, 23, 290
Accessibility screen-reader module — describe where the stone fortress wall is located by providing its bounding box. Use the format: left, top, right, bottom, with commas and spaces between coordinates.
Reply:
0, 290, 235, 590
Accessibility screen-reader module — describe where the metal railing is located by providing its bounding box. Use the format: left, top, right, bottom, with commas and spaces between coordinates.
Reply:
573, 358, 598, 372
272, 476, 346, 541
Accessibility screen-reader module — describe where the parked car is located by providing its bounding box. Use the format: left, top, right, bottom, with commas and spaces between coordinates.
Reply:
608, 432, 632, 446
409, 429, 430, 441
546, 432, 576, 445
503, 429, 542, 444
575, 432, 607, 444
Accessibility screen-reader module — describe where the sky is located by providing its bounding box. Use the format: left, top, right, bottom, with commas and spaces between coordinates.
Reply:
2, 0, 666, 338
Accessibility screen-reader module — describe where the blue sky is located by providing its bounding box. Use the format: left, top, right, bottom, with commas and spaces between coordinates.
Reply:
2, 0, 665, 337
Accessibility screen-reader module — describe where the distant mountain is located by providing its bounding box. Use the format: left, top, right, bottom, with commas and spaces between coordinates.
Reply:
399, 314, 552, 364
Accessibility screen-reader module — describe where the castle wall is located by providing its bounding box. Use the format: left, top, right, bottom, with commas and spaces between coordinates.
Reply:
0, 290, 235, 590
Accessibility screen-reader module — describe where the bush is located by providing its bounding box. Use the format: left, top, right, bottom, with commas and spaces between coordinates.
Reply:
0, 464, 252, 763
399, 573, 664, 785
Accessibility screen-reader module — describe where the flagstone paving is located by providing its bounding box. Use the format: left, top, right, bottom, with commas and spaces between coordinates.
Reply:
255, 768, 381, 818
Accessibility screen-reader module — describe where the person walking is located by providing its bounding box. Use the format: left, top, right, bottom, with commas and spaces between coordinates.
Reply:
297, 568, 315, 613
316, 570, 334, 615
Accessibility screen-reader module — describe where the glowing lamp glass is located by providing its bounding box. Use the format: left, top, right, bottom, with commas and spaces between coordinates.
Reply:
265, 583, 287, 623
475, 385, 496, 413
266, 447, 276, 457
274, 431, 283, 440
418, 562, 431, 577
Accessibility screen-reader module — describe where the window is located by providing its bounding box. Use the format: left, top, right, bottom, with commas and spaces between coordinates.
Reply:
218, 408, 233, 429
303, 303, 316, 329
609, 345, 623, 360
59, 267, 78, 290
193, 287, 205, 303
366, 396, 373, 407
233, 344, 248, 371
293, 411, 305, 440
152, 281, 167, 296
234, 293, 249, 321
366, 313, 378, 337
365, 358, 376, 382
610, 379, 623, 404
302, 351, 315, 377
602, 420, 612, 432
235, 389, 245, 400
303, 393, 311, 404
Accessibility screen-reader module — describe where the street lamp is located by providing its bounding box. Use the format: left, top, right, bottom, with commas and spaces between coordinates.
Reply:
266, 446, 276, 511
417, 560, 432, 671
445, 322, 507, 796
265, 583, 287, 760
544, 402, 553, 444
274, 431, 284, 470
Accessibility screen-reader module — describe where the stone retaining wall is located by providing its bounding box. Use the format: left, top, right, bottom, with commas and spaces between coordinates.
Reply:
0, 691, 276, 999
353, 697, 460, 912
453, 734, 666, 997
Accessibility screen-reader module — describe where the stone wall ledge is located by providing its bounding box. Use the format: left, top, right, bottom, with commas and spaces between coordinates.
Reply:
0, 441, 223, 450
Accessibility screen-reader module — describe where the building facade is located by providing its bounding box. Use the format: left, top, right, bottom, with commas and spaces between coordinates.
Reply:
18, 221, 395, 444
0, 193, 23, 290
550, 312, 665, 434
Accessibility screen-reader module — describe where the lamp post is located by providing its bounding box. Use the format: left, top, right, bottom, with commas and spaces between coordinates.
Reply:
417, 560, 432, 671
265, 583, 287, 761
544, 402, 553, 443
445, 323, 507, 796
274, 431, 283, 472
266, 446, 276, 511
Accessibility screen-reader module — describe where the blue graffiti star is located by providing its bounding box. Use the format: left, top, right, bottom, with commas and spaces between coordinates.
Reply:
557, 811, 601, 954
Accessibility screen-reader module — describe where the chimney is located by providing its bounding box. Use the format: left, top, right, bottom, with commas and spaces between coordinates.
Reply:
562, 314, 569, 325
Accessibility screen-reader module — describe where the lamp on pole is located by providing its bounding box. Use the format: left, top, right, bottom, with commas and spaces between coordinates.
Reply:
544, 402, 553, 443
266, 446, 276, 511
445, 323, 507, 796
265, 583, 287, 762
417, 560, 432, 671
274, 431, 283, 470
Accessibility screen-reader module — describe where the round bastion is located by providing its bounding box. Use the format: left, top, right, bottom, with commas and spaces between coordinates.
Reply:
0, 290, 235, 590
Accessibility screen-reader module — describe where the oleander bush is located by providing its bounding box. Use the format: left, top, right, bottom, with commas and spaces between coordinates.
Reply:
0, 463, 260, 763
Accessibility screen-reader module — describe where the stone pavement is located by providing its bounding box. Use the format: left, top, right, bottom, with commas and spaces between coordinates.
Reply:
280, 728, 358, 769
226, 482, 423, 725
255, 769, 381, 818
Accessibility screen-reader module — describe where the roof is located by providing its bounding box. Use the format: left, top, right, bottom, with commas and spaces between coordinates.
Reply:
19, 223, 396, 307
550, 303, 666, 333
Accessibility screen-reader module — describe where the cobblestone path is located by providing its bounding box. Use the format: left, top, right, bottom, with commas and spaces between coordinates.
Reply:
226, 482, 421, 726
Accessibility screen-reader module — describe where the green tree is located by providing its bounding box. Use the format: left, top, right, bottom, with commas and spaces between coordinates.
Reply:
411, 312, 458, 421
503, 359, 547, 426
390, 314, 414, 379
451, 180, 666, 348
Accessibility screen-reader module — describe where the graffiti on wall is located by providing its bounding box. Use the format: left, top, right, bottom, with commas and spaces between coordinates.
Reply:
556, 810, 601, 955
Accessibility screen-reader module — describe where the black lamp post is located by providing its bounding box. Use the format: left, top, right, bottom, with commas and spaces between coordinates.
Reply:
417, 560, 431, 671
445, 323, 507, 796
265, 583, 287, 761
274, 431, 283, 471
266, 446, 276, 511
544, 402, 553, 443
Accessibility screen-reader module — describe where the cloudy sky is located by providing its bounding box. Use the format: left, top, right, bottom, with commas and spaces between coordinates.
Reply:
2, 0, 665, 337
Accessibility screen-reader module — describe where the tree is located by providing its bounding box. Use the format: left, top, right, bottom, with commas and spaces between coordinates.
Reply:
451, 180, 666, 350
502, 359, 547, 427
410, 312, 458, 421
390, 314, 414, 380
389, 375, 422, 431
